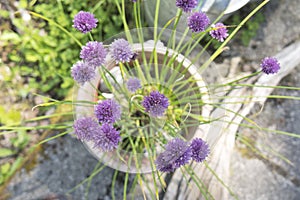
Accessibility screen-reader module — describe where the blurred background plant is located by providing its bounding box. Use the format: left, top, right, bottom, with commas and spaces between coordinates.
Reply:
0, 0, 125, 99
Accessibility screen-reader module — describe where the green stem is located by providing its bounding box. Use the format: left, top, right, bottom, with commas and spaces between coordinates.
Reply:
203, 162, 238, 200
88, 32, 94, 41
153, 0, 161, 41
28, 11, 82, 47
37, 130, 70, 145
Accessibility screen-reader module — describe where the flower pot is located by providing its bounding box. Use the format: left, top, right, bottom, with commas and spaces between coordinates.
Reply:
74, 29, 224, 173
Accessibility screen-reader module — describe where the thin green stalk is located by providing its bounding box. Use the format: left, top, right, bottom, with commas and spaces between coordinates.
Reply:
142, 130, 160, 199
133, 3, 146, 81
28, 11, 82, 47
91, 0, 105, 13
222, 120, 300, 139
133, 2, 140, 29
0, 124, 71, 131
181, 166, 214, 199
111, 170, 118, 200
88, 32, 94, 41
214, 94, 300, 101
56, 0, 64, 13
84, 161, 103, 200
238, 135, 293, 166
129, 175, 139, 200
25, 112, 74, 122
101, 66, 131, 99
67, 164, 107, 194
32, 99, 95, 111
182, 166, 212, 200
174, 27, 189, 52
153, 0, 161, 41
113, 0, 132, 42
140, 174, 156, 200
98, 67, 113, 92
238, 136, 269, 160
123, 172, 129, 200
203, 162, 238, 200
253, 137, 293, 165
224, 71, 261, 86
37, 130, 70, 145
211, 103, 261, 130
88, 81, 105, 99
230, 83, 300, 90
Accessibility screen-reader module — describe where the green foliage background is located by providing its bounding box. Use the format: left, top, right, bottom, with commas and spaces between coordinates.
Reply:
1, 0, 124, 99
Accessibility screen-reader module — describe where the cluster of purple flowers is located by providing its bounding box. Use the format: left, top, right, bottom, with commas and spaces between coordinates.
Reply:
142, 91, 169, 117
126, 77, 141, 93
73, 11, 98, 34
209, 23, 229, 42
71, 41, 107, 85
73, 117, 120, 152
110, 39, 134, 63
94, 99, 121, 124
72, 11, 135, 85
176, 0, 198, 13
80, 41, 107, 67
73, 117, 100, 141
155, 138, 210, 173
187, 11, 230, 41
71, 61, 96, 85
175, 0, 229, 42
93, 123, 121, 151
187, 12, 210, 33
260, 57, 280, 74
73, 99, 122, 152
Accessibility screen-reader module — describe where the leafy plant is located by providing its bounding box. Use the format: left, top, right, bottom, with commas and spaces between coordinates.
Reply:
1, 0, 125, 99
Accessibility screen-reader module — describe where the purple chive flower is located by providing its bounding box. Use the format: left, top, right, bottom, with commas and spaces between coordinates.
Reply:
209, 23, 229, 42
126, 77, 141, 92
142, 91, 169, 117
164, 138, 192, 168
73, 11, 98, 34
93, 123, 120, 151
155, 138, 192, 172
132, 0, 137, 2
260, 57, 280, 74
190, 138, 210, 162
80, 41, 107, 67
73, 117, 100, 141
176, 0, 198, 12
94, 99, 121, 124
110, 39, 134, 63
155, 153, 175, 173
188, 12, 210, 33
71, 61, 95, 85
